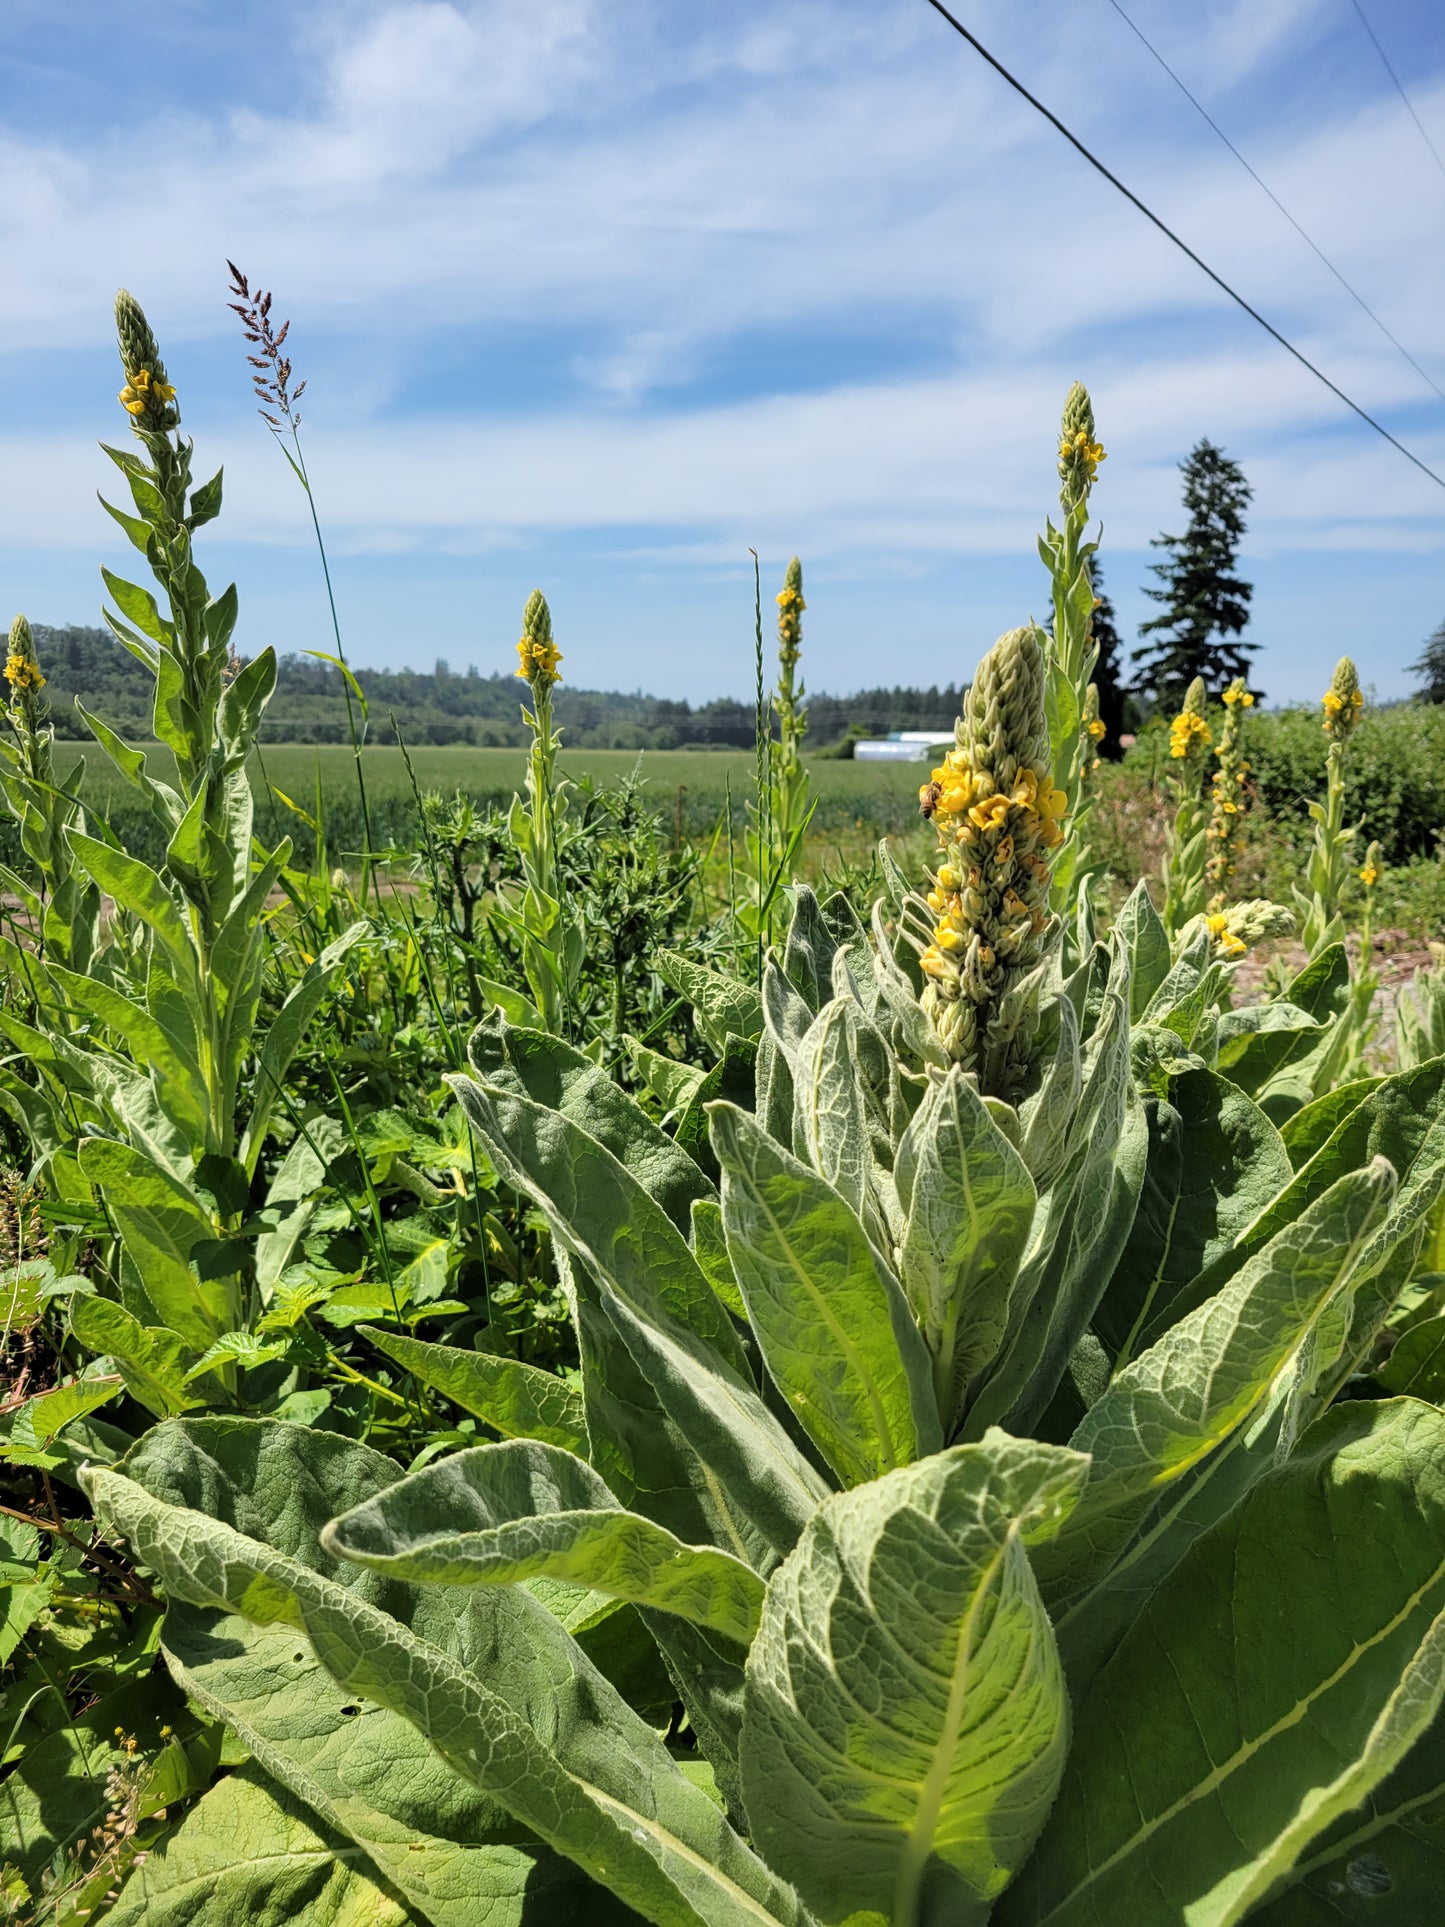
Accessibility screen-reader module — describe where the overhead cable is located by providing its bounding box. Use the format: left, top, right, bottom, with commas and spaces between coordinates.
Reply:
919, 0, 1445, 493
1349, 0, 1445, 185
1105, 0, 1445, 407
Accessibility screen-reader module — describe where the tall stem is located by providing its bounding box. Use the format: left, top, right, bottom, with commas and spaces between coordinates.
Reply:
290, 430, 374, 907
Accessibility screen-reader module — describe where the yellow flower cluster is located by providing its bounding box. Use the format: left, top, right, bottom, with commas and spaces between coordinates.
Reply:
516, 635, 562, 686
1205, 912, 1247, 959
1086, 717, 1106, 741
1059, 428, 1106, 482
912, 625, 1061, 1097
1359, 858, 1380, 889
1169, 710, 1212, 759
917, 761, 1064, 979
117, 366, 177, 418
1321, 658, 1364, 742
4, 651, 44, 694
1206, 675, 1253, 908
1322, 687, 1363, 724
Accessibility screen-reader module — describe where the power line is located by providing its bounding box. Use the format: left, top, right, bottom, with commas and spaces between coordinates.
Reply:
919, 0, 1445, 493
1349, 0, 1445, 185
1105, 0, 1445, 408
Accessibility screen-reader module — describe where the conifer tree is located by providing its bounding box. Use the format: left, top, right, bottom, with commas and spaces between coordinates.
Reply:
1134, 438, 1257, 705
1089, 559, 1127, 756
1409, 616, 1445, 703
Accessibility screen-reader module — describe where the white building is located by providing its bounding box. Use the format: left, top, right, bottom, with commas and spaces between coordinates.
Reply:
853, 729, 954, 763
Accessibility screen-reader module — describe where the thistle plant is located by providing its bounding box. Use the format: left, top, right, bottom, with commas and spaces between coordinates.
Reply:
1205, 675, 1253, 910
1295, 656, 1365, 956
1160, 675, 1212, 940
495, 590, 582, 1035
0, 615, 99, 972
1039, 382, 1106, 912
914, 623, 1064, 1099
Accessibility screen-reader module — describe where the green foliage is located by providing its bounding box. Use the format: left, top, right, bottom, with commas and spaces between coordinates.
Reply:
9, 343, 1445, 1927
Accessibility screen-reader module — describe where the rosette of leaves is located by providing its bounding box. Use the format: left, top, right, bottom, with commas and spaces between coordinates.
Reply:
80, 870, 1445, 1924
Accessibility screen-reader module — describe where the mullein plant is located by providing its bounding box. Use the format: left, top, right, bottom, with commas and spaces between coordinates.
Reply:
0, 614, 100, 974
1039, 382, 1107, 920
490, 590, 583, 1037
1204, 675, 1253, 911
914, 623, 1064, 1100
743, 557, 817, 955
1295, 655, 1365, 956
769, 557, 809, 861
0, 292, 361, 1383
1159, 676, 1213, 941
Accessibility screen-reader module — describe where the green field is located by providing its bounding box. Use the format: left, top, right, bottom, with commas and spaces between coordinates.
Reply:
54, 743, 935, 851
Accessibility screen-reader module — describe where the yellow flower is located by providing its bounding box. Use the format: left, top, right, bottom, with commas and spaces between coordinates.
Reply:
4, 651, 44, 694
516, 636, 562, 686
118, 366, 177, 416
969, 793, 1012, 832
1205, 912, 1246, 959
1059, 429, 1106, 479
1169, 711, 1212, 758
933, 923, 964, 952
1359, 862, 1379, 888
1086, 717, 1106, 740
1222, 685, 1254, 708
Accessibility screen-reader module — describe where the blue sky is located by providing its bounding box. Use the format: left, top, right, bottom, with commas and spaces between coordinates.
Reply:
2, 0, 1444, 704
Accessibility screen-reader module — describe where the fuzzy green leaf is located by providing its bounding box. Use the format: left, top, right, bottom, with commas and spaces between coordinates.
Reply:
711, 1100, 940, 1485
1003, 1399, 1445, 1927
83, 1423, 804, 1927
894, 1066, 1036, 1430
1038, 1159, 1396, 1664
108, 1764, 416, 1927
325, 1439, 767, 1646
742, 1434, 1088, 1927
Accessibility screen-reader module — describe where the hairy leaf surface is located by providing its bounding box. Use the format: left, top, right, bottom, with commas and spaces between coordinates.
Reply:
742, 1435, 1087, 1927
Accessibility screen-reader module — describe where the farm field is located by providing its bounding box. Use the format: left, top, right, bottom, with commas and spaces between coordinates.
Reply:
56, 740, 935, 819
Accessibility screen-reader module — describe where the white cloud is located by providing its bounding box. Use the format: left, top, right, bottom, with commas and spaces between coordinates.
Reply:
2, 0, 1441, 698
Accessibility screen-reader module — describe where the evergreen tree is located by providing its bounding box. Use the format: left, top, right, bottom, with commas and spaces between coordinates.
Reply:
1134, 438, 1257, 705
1088, 560, 1127, 757
1409, 617, 1445, 703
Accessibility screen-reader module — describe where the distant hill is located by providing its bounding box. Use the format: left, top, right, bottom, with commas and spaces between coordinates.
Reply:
26, 625, 963, 753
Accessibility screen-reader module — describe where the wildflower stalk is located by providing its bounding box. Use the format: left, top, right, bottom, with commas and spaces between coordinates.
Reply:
913, 624, 1064, 1101
1160, 677, 1213, 940
226, 265, 375, 907
0, 615, 99, 970
1205, 676, 1254, 911
503, 590, 581, 1035
1295, 656, 1364, 956
771, 557, 809, 858
1039, 382, 1107, 913
741, 555, 814, 958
